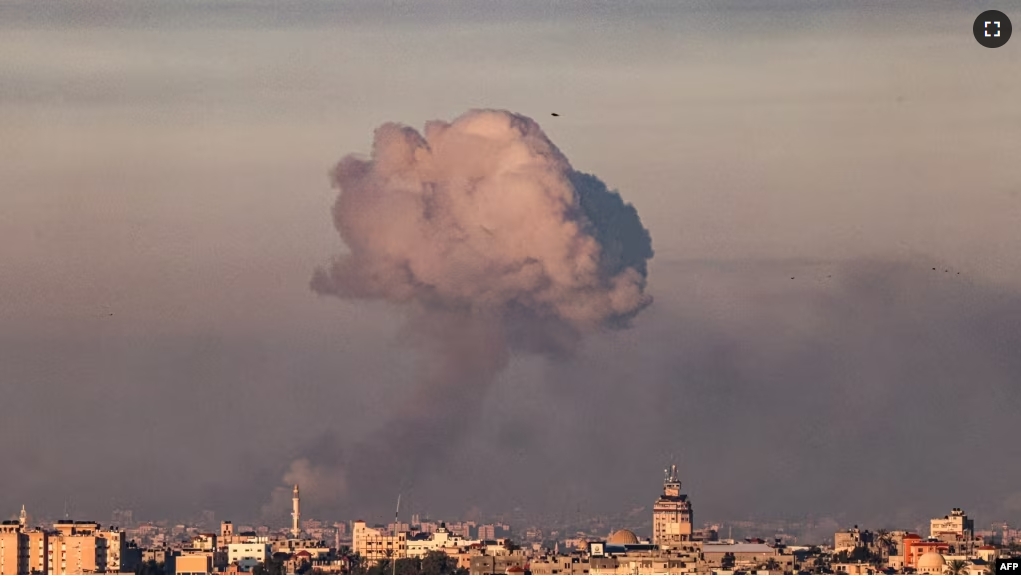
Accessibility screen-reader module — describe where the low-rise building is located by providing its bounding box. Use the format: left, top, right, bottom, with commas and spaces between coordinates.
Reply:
832, 561, 878, 574
931, 509, 975, 541
353, 520, 407, 562
834, 526, 874, 553
174, 552, 212, 575
468, 551, 528, 575
528, 554, 590, 575
228, 542, 270, 568
702, 542, 782, 567
904, 534, 950, 570
407, 523, 478, 558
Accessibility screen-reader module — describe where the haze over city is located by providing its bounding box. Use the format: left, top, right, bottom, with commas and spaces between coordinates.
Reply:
2, 0, 1020, 537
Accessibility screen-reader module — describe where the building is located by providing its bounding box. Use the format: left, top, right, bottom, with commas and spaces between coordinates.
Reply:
702, 541, 787, 569
477, 525, 496, 541
48, 520, 108, 575
977, 545, 998, 563
99, 526, 127, 572
931, 508, 979, 555
468, 551, 528, 575
25, 529, 49, 574
587, 539, 705, 575
223, 561, 255, 575
832, 562, 878, 574
270, 537, 331, 559
903, 533, 951, 570
931, 508, 975, 540
406, 523, 477, 558
528, 554, 590, 575
0, 522, 29, 575
221, 521, 237, 544
228, 542, 270, 568
652, 465, 693, 546
352, 520, 407, 562
835, 526, 875, 553
284, 551, 313, 574
175, 553, 213, 575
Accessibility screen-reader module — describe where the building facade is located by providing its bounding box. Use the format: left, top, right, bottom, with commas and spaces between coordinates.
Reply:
0, 524, 29, 576
352, 520, 407, 562
930, 508, 974, 540
653, 465, 693, 546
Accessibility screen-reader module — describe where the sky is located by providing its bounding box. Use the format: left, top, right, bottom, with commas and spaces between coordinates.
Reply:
1, 0, 1021, 533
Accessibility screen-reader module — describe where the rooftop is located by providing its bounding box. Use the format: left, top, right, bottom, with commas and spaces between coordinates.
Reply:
703, 543, 775, 553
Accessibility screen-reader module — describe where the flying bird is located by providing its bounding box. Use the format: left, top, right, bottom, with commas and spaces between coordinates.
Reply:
551, 113, 560, 117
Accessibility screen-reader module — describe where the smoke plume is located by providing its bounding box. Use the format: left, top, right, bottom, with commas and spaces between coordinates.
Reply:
285, 109, 653, 515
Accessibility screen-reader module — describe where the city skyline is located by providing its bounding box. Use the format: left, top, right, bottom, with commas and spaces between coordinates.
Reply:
3, 467, 1018, 574
6, 470, 1016, 548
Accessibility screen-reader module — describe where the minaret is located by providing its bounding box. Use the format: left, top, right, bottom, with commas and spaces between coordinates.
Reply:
18, 505, 27, 530
291, 484, 301, 538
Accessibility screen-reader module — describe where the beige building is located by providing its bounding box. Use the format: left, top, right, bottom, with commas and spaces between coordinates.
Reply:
271, 537, 330, 559
468, 551, 528, 575
702, 542, 792, 571
588, 543, 703, 575
832, 562, 878, 574
26, 529, 49, 574
835, 526, 875, 553
586, 536, 705, 575
653, 465, 693, 546
220, 521, 239, 545
98, 527, 127, 572
190, 533, 217, 551
931, 508, 979, 555
228, 543, 270, 566
48, 521, 108, 575
175, 553, 213, 575
931, 508, 974, 540
477, 525, 496, 541
528, 554, 590, 575
352, 520, 407, 562
406, 524, 477, 559
0, 523, 29, 576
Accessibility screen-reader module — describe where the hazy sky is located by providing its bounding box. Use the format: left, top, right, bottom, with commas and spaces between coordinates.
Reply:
2, 0, 1020, 533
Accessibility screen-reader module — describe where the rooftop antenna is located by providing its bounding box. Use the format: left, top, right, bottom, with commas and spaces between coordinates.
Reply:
393, 494, 401, 576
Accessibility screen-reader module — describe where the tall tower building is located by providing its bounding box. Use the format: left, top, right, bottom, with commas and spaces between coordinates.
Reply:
291, 485, 301, 538
652, 464, 693, 546
19, 505, 27, 529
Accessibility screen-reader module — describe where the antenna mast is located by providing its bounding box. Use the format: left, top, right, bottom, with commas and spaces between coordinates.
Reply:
393, 494, 401, 576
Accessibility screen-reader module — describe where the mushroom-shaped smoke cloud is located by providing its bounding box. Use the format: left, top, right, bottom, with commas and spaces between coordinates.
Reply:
285, 109, 653, 515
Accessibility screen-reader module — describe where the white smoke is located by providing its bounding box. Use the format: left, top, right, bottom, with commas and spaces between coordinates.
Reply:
311, 109, 651, 327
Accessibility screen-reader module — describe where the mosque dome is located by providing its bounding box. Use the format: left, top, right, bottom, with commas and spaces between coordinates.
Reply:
608, 529, 640, 545
917, 551, 946, 574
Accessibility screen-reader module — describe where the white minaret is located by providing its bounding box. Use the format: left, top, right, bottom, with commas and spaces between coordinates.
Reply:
18, 505, 27, 530
291, 484, 301, 538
